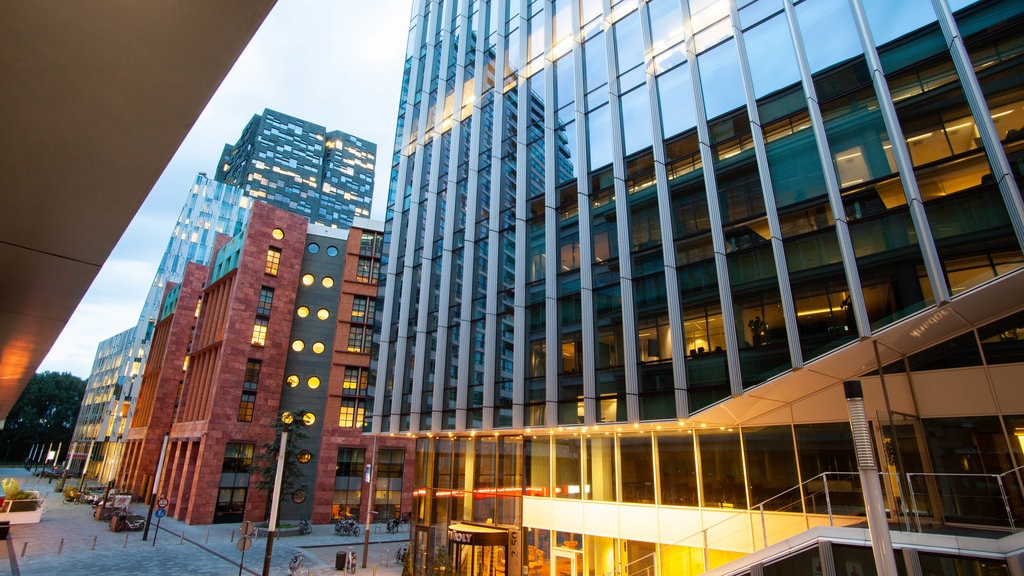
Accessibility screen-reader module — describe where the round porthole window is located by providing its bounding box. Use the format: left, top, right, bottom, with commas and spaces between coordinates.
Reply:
296, 306, 310, 318
326, 246, 339, 257
317, 308, 330, 320
302, 412, 317, 426
272, 228, 285, 240
297, 450, 312, 464
307, 376, 321, 389
292, 489, 306, 504
301, 274, 315, 286
292, 340, 305, 352
312, 342, 325, 354
307, 243, 320, 254
321, 276, 335, 288
281, 411, 294, 424
286, 375, 300, 388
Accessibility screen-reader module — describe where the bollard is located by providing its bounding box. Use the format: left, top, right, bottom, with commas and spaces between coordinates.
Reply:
231, 530, 235, 543
21, 541, 27, 558
124, 533, 129, 548
179, 532, 184, 545
58, 538, 64, 555
206, 530, 209, 544
92, 535, 97, 550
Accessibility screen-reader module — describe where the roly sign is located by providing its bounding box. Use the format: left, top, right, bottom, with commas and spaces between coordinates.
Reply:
448, 530, 473, 544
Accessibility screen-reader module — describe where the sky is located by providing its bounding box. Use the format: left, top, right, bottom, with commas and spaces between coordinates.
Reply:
37, 0, 414, 378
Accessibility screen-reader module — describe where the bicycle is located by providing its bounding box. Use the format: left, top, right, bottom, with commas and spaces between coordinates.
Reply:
288, 552, 310, 576
385, 517, 401, 534
335, 518, 360, 536
395, 546, 408, 565
298, 516, 312, 535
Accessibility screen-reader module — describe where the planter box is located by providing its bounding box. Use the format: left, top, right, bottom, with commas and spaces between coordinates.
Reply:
0, 499, 45, 524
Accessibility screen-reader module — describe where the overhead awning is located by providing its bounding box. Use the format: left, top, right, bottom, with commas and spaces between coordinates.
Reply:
447, 522, 509, 547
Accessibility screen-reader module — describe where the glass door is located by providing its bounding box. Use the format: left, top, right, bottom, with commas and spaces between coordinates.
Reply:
551, 547, 582, 576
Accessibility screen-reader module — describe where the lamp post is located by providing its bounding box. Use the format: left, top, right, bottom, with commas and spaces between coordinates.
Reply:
261, 409, 313, 576
143, 433, 170, 541
843, 380, 898, 576
362, 434, 378, 568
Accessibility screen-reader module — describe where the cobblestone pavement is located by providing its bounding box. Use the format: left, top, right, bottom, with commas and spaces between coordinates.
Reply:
0, 468, 410, 576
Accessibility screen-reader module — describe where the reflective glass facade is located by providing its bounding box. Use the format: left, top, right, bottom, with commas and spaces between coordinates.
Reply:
376, 0, 1024, 574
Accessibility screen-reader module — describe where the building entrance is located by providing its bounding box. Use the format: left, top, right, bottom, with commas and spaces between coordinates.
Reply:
447, 523, 509, 576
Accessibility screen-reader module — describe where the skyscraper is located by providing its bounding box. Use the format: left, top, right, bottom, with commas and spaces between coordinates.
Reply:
374, 0, 1024, 574
217, 108, 377, 230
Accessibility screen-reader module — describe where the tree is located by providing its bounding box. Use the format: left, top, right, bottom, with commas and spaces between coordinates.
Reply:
1, 371, 86, 462
251, 409, 313, 518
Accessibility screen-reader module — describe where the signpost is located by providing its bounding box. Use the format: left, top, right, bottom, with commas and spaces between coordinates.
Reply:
238, 521, 255, 576
152, 496, 168, 546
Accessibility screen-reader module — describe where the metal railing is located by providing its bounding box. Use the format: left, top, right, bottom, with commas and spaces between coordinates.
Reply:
597, 467, 1024, 576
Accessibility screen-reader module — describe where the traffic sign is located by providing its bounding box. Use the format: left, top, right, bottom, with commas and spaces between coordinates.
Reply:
157, 496, 169, 508
237, 535, 253, 552
154, 508, 167, 518
239, 520, 256, 537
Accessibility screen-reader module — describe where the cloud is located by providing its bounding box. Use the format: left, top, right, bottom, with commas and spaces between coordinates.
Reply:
39, 1, 413, 377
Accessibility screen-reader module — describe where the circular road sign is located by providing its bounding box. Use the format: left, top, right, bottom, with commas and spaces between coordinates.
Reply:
157, 497, 168, 508
237, 536, 253, 552
154, 508, 167, 519
239, 520, 256, 537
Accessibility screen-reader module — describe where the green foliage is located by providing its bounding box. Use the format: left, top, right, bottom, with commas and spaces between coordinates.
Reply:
250, 410, 313, 494
0, 371, 85, 460
2, 478, 30, 500
401, 547, 414, 576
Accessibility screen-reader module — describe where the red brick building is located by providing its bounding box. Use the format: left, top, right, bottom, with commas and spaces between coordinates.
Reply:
117, 201, 414, 525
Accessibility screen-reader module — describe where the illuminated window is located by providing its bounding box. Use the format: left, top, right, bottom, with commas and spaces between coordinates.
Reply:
297, 450, 313, 464
307, 376, 321, 389
272, 228, 285, 240
281, 411, 295, 424
292, 340, 305, 352
338, 400, 365, 428
343, 367, 369, 393
317, 308, 331, 320
265, 248, 282, 276
286, 374, 300, 387
312, 342, 325, 354
257, 286, 275, 316
322, 276, 335, 288
296, 306, 310, 318
350, 296, 377, 323
355, 257, 380, 283
223, 443, 253, 473
251, 318, 268, 346
301, 274, 315, 286
237, 391, 256, 422
244, 359, 261, 391
347, 325, 368, 352
302, 411, 317, 426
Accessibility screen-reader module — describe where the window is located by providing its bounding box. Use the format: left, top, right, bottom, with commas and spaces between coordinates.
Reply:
296, 306, 310, 318
347, 326, 369, 352
292, 339, 305, 352
243, 359, 261, 391
339, 400, 365, 428
312, 341, 325, 354
343, 367, 370, 393
317, 308, 331, 320
322, 276, 335, 288
350, 296, 377, 323
257, 286, 275, 316
336, 448, 366, 477
302, 274, 315, 286
307, 376, 321, 389
355, 258, 380, 283
286, 374, 300, 387
265, 248, 282, 276
359, 231, 383, 256
223, 443, 254, 473
307, 242, 320, 254
272, 228, 285, 240
251, 318, 268, 346
238, 391, 256, 422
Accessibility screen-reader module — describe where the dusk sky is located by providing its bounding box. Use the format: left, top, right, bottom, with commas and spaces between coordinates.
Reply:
38, 0, 414, 378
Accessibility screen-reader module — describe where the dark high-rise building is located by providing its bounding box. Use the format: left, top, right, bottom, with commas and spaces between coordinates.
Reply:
374, 0, 1024, 575
217, 108, 377, 229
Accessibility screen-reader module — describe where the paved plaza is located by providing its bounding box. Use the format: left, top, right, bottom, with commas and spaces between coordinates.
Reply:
0, 468, 410, 576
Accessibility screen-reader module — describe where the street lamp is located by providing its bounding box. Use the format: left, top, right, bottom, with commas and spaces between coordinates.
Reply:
262, 410, 314, 576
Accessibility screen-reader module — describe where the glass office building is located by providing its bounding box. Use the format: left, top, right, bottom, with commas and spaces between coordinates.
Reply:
374, 0, 1024, 574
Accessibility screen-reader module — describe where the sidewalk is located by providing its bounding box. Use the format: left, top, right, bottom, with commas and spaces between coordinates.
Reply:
0, 467, 410, 576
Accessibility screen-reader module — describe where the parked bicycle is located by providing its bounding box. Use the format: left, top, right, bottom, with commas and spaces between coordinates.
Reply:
335, 518, 361, 536
395, 546, 408, 564
298, 517, 312, 535
288, 552, 310, 576
112, 510, 145, 532
385, 517, 401, 534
